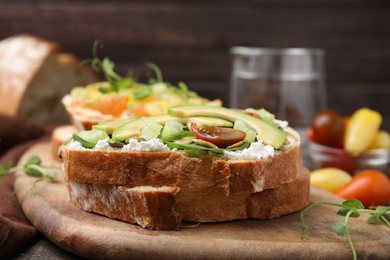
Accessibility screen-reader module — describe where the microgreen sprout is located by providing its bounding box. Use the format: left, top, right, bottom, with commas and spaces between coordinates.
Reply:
82, 40, 135, 94
177, 81, 191, 100
81, 41, 195, 101
300, 199, 390, 260
0, 155, 59, 195
145, 63, 192, 99
145, 62, 163, 83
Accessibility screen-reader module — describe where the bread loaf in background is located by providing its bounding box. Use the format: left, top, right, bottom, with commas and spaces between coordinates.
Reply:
50, 125, 76, 161
0, 34, 98, 124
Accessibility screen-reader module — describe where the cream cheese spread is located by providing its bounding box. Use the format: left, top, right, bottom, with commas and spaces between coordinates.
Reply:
67, 138, 170, 152
67, 138, 277, 160
224, 141, 275, 160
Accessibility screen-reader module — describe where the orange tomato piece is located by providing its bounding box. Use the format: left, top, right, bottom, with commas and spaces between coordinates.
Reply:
89, 96, 128, 117
306, 127, 315, 142
133, 105, 150, 117
334, 169, 390, 207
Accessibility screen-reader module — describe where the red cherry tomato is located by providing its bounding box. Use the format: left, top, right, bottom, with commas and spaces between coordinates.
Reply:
190, 123, 246, 148
311, 110, 345, 148
334, 170, 390, 207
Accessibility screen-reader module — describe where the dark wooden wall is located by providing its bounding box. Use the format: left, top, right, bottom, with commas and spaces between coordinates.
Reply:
1, 0, 390, 129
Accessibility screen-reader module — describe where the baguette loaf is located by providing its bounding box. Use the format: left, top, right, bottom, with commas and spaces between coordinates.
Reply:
0, 34, 98, 124
50, 125, 77, 161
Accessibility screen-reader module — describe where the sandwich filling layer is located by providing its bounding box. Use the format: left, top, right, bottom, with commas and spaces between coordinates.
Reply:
67, 138, 281, 160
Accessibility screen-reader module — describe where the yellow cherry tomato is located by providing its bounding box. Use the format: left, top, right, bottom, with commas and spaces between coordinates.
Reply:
344, 108, 382, 154
368, 130, 390, 149
310, 168, 352, 192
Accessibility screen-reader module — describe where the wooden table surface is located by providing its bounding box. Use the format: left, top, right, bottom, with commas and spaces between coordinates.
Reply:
12, 141, 390, 259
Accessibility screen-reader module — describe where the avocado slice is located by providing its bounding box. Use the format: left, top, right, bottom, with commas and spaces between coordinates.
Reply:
245, 108, 275, 122
73, 129, 109, 148
161, 120, 184, 139
93, 118, 134, 135
112, 115, 179, 141
234, 119, 256, 143
140, 121, 163, 140
186, 117, 233, 127
168, 105, 286, 149
111, 114, 233, 142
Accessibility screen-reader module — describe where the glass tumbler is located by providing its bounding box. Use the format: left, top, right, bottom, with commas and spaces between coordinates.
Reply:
229, 47, 327, 136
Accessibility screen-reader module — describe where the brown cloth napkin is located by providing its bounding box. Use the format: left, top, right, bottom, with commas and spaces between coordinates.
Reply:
0, 114, 50, 155
0, 114, 51, 257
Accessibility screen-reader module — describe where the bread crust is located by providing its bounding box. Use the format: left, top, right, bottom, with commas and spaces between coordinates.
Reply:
0, 34, 57, 116
66, 182, 182, 230
64, 168, 309, 230
178, 167, 310, 222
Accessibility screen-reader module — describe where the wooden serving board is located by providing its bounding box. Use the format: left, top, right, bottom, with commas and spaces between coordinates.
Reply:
14, 141, 390, 259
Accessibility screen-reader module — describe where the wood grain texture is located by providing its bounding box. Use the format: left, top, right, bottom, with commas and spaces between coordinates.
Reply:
0, 1, 389, 128
13, 141, 390, 259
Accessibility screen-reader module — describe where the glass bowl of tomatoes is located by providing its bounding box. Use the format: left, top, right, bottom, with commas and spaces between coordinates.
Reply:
307, 139, 390, 174
306, 109, 390, 175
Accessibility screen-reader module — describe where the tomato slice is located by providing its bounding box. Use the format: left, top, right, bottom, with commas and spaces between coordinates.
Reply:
190, 123, 246, 148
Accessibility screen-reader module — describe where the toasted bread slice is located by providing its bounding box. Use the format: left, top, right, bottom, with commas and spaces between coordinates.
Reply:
66, 183, 182, 230
65, 168, 309, 230
61, 128, 302, 195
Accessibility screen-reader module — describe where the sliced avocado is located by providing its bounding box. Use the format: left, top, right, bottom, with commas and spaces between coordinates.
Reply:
186, 117, 233, 127
192, 138, 219, 149
93, 118, 134, 134
168, 105, 286, 149
140, 121, 163, 140
245, 108, 276, 125
73, 129, 109, 148
162, 131, 194, 142
234, 119, 256, 143
161, 120, 184, 139
174, 136, 194, 145
257, 108, 275, 121
112, 114, 179, 141
204, 99, 223, 107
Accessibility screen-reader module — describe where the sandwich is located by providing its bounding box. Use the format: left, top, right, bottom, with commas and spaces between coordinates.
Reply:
60, 105, 310, 230
61, 51, 221, 130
